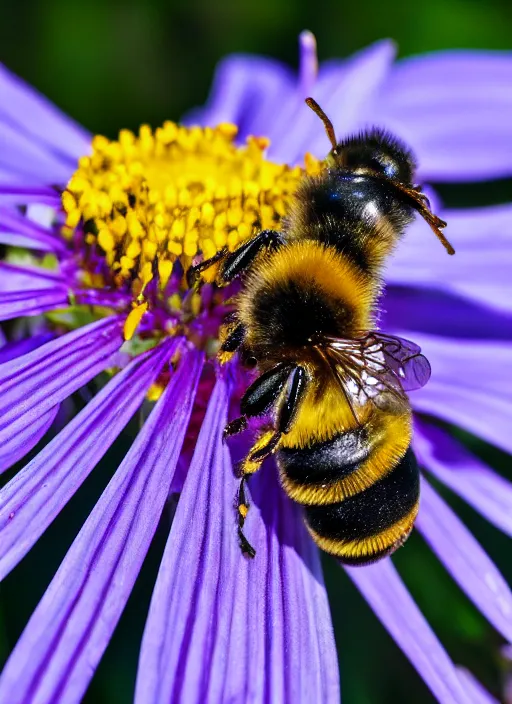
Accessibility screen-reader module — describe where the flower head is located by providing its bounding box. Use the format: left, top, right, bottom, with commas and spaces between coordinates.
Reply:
0, 31, 511, 704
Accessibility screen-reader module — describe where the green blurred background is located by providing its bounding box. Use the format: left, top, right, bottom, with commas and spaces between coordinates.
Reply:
1, 0, 511, 702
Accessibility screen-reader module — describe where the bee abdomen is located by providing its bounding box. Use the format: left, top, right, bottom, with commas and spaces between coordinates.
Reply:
303, 447, 419, 564
278, 429, 370, 484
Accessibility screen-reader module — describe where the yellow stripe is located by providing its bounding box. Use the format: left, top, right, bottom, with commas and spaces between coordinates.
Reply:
306, 500, 419, 561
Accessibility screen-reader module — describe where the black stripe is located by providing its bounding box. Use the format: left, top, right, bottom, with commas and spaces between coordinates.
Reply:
277, 429, 370, 485
304, 446, 419, 541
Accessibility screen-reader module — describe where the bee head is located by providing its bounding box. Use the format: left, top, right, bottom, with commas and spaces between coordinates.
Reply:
305, 97, 415, 185
305, 96, 454, 255
331, 130, 416, 186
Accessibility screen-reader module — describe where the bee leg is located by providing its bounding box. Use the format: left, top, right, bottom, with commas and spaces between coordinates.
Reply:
237, 476, 256, 558
240, 362, 295, 417
186, 246, 228, 287
233, 364, 307, 558
243, 365, 308, 466
224, 416, 248, 439
218, 229, 285, 284
218, 322, 246, 364
277, 365, 308, 434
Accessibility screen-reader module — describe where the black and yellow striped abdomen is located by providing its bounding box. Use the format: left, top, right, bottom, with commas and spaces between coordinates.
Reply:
276, 410, 419, 564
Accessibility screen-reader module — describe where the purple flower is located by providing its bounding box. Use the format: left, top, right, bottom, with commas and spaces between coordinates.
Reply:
0, 30, 511, 703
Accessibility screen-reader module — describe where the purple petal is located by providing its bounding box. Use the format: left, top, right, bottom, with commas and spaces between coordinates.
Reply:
0, 119, 77, 185
387, 204, 512, 314
187, 54, 294, 143
347, 559, 472, 704
0, 405, 59, 473
457, 669, 499, 704
271, 41, 395, 164
0, 185, 61, 206
298, 30, 318, 97
136, 376, 339, 704
191, 41, 394, 168
0, 332, 55, 364
0, 289, 69, 321
0, 316, 124, 453
398, 332, 512, 455
416, 478, 512, 643
414, 419, 512, 538
377, 51, 512, 181
414, 385, 512, 457
0, 348, 203, 704
383, 287, 512, 342
0, 262, 66, 291
0, 206, 65, 252
0, 62, 90, 169
0, 339, 178, 580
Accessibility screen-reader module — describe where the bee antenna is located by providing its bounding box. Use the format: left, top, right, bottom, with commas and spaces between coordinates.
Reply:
305, 97, 337, 151
394, 183, 455, 256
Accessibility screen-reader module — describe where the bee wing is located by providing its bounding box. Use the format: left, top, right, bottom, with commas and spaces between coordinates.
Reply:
321, 332, 430, 417
363, 332, 431, 392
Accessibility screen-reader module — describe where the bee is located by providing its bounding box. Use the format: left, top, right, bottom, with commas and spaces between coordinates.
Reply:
188, 98, 454, 564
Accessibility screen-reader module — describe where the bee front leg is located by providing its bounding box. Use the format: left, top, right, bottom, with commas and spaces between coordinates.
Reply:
219, 229, 284, 284
186, 246, 228, 287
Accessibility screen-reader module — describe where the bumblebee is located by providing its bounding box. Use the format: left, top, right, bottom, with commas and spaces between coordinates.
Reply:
188, 98, 454, 565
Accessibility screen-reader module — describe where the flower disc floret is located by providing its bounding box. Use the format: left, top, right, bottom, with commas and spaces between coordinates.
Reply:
62, 122, 320, 301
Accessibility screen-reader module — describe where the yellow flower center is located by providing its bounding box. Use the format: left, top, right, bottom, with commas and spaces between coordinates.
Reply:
62, 122, 320, 305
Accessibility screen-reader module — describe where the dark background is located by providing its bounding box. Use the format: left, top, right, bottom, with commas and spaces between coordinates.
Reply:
1, 0, 511, 702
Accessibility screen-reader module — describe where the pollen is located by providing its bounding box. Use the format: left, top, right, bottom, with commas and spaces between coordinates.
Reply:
63, 122, 321, 307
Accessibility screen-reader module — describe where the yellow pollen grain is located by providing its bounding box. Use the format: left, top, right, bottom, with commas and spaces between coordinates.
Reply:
124, 301, 148, 340
63, 121, 321, 295
147, 383, 164, 402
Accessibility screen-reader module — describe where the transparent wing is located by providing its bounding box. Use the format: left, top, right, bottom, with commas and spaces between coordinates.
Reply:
364, 332, 431, 392
320, 331, 431, 420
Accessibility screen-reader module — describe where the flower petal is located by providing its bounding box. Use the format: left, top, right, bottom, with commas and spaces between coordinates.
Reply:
400, 333, 512, 454
0, 289, 69, 321
347, 559, 472, 704
0, 119, 77, 185
416, 478, 512, 643
0, 348, 203, 704
0, 62, 90, 172
387, 204, 512, 314
0, 185, 61, 207
0, 338, 178, 579
0, 316, 124, 456
0, 405, 59, 473
187, 54, 294, 142
377, 51, 512, 181
383, 286, 512, 342
0, 331, 55, 364
0, 205, 65, 251
414, 419, 512, 538
0, 262, 66, 291
192, 41, 394, 167
457, 669, 499, 704
136, 375, 339, 704
271, 41, 395, 164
